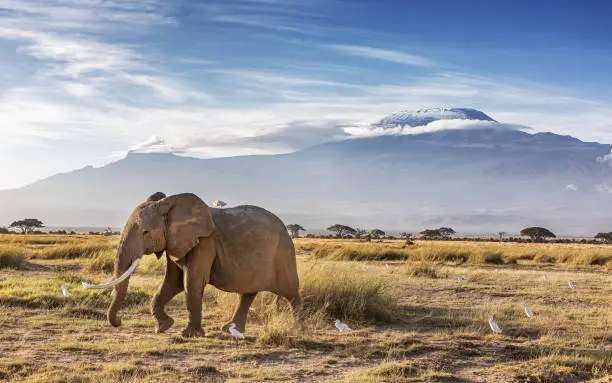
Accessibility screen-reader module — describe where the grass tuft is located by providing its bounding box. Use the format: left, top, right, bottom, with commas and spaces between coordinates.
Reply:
404, 261, 438, 278
0, 247, 26, 269
299, 262, 400, 323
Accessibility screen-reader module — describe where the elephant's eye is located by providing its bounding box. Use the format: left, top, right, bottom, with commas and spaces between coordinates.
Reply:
143, 230, 150, 236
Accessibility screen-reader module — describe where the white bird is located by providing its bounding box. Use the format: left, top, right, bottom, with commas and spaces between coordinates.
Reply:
211, 200, 227, 208
524, 303, 536, 319
457, 275, 467, 281
0, 275, 7, 281
228, 323, 245, 340
543, 275, 549, 281
488, 315, 502, 334
61, 285, 71, 297
334, 319, 352, 332
385, 264, 390, 269
568, 281, 575, 289
361, 265, 367, 271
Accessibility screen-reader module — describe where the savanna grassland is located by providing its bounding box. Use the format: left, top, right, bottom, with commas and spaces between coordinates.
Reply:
1, 235, 611, 382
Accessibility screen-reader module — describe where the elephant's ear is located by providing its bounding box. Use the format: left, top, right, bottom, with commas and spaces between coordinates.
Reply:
157, 193, 215, 260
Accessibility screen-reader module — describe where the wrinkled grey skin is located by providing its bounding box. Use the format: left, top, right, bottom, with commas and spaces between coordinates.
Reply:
108, 192, 300, 337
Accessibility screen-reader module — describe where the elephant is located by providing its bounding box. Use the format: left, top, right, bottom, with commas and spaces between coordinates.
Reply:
103, 192, 301, 338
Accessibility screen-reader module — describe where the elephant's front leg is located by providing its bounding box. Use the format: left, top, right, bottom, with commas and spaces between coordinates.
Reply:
181, 239, 215, 338
151, 256, 184, 333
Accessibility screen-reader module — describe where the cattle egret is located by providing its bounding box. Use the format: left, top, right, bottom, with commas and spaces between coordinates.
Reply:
524, 303, 536, 319
568, 281, 575, 289
457, 275, 467, 281
361, 265, 367, 271
0, 275, 7, 281
543, 275, 549, 281
61, 285, 71, 297
335, 319, 352, 332
228, 323, 245, 340
385, 264, 390, 269
212, 200, 227, 208
488, 315, 502, 334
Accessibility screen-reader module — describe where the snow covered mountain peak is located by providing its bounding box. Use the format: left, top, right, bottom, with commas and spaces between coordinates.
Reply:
373, 108, 497, 129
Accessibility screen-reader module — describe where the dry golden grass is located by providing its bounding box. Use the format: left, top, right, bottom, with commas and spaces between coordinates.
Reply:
0, 235, 611, 382
298, 238, 612, 267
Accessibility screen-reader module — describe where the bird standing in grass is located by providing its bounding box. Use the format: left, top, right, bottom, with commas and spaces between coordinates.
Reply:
0, 275, 7, 281
568, 281, 575, 289
228, 323, 245, 340
543, 275, 549, 281
488, 315, 502, 333
334, 319, 352, 332
524, 303, 536, 319
61, 285, 71, 297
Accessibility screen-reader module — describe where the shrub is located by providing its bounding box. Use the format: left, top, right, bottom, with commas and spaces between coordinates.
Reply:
257, 311, 300, 348
483, 251, 505, 264
299, 262, 399, 323
0, 247, 26, 269
405, 262, 438, 278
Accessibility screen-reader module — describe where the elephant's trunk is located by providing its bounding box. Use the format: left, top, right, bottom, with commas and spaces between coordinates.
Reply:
107, 276, 130, 327
107, 241, 137, 327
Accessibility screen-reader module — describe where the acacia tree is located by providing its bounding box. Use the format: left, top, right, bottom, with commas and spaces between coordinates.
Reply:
420, 229, 442, 239
9, 218, 44, 234
439, 227, 456, 238
595, 232, 612, 244
327, 224, 357, 238
400, 232, 413, 240
370, 229, 386, 239
520, 227, 556, 242
286, 224, 306, 238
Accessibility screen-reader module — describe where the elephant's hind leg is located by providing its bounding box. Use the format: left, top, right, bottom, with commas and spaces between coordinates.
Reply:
152, 256, 184, 333
222, 292, 257, 333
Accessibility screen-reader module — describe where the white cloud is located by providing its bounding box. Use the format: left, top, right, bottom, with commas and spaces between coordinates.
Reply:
596, 150, 612, 165
344, 119, 522, 138
595, 184, 612, 194
128, 136, 176, 154
565, 184, 578, 191
327, 44, 433, 67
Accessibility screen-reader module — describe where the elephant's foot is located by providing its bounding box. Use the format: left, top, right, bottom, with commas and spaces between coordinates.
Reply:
221, 321, 245, 333
154, 313, 174, 334
181, 325, 205, 338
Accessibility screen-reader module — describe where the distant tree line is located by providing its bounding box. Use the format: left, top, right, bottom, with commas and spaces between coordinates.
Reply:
1, 217, 610, 245
283, 222, 612, 245
0, 219, 119, 236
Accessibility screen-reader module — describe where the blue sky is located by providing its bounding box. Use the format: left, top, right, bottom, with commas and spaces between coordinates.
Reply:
1, 0, 611, 189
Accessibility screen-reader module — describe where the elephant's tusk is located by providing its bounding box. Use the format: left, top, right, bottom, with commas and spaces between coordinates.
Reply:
81, 259, 140, 290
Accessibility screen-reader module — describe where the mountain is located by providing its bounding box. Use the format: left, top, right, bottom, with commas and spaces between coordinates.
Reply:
1, 108, 611, 235
372, 107, 496, 129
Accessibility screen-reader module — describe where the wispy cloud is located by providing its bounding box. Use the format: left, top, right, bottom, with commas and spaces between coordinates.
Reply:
327, 44, 434, 67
